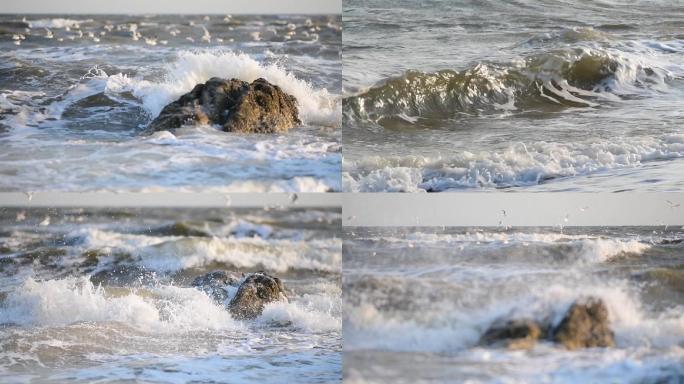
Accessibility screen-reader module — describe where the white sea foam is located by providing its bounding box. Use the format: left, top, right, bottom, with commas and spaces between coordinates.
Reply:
344, 134, 684, 191
363, 231, 651, 264
0, 277, 241, 332
27, 18, 92, 29
104, 50, 340, 127
345, 281, 684, 353
76, 228, 341, 273
259, 285, 342, 333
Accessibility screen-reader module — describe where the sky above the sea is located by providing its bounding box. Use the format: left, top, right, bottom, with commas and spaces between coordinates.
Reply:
1, 0, 340, 14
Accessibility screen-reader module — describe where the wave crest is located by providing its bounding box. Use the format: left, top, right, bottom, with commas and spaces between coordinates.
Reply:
105, 50, 340, 127
345, 46, 674, 125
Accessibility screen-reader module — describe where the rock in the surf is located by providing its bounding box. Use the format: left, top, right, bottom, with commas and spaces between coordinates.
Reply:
228, 272, 287, 320
148, 77, 301, 133
480, 318, 545, 350
551, 296, 615, 349
191, 270, 241, 303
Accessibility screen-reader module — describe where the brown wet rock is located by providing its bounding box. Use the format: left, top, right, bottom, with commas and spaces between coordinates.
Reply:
148, 77, 300, 133
89, 265, 156, 286
146, 222, 210, 238
228, 272, 287, 320
19, 248, 66, 265
480, 296, 615, 350
552, 296, 615, 350
191, 270, 241, 303
480, 318, 546, 350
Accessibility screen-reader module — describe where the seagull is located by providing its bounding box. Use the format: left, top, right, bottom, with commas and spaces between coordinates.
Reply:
501, 210, 507, 217
579, 206, 589, 212
39, 216, 50, 226
44, 28, 53, 39
666, 200, 680, 209
200, 25, 211, 43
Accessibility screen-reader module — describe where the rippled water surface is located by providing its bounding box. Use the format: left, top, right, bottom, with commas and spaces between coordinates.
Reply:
0, 15, 341, 192
343, 0, 684, 192
344, 226, 684, 383
0, 207, 342, 383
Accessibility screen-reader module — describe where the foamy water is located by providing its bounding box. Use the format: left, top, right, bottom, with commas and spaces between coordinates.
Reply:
0, 207, 342, 383
343, 1, 684, 192
0, 15, 341, 192
344, 227, 684, 383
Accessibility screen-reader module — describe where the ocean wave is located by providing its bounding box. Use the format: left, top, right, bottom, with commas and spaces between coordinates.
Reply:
343, 134, 684, 191
0, 277, 241, 331
0, 277, 340, 334
104, 50, 340, 127
357, 231, 652, 264
74, 228, 341, 273
344, 42, 681, 125
26, 18, 93, 29
1, 50, 340, 131
345, 281, 684, 353
259, 283, 341, 333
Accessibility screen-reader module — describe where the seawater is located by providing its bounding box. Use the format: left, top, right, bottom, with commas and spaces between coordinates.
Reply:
0, 207, 342, 383
343, 0, 684, 192
0, 15, 342, 192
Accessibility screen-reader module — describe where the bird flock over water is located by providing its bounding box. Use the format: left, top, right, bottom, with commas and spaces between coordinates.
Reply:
7, 15, 337, 46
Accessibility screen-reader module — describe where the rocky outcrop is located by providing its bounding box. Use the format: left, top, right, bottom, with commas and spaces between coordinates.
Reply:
228, 272, 287, 320
191, 270, 241, 304
552, 297, 615, 349
148, 77, 300, 133
191, 270, 287, 319
479, 319, 546, 350
480, 296, 614, 350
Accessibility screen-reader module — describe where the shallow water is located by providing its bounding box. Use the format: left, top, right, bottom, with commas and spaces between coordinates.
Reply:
0, 15, 341, 192
343, 226, 684, 383
0, 207, 342, 383
342, 0, 684, 192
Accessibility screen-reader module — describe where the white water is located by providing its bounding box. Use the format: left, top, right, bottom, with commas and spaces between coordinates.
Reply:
344, 227, 684, 383
344, 134, 684, 192
0, 15, 341, 192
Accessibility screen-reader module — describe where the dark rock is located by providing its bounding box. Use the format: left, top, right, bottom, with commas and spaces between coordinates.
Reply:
146, 222, 210, 238
148, 77, 300, 133
90, 265, 156, 286
480, 318, 545, 350
552, 296, 615, 349
19, 247, 66, 265
191, 270, 241, 303
228, 272, 287, 320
